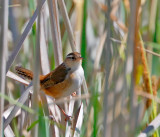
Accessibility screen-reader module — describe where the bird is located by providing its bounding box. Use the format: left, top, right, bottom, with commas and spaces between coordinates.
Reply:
15, 52, 84, 120
15, 52, 84, 99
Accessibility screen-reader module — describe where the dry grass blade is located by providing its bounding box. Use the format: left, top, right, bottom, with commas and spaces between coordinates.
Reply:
136, 91, 160, 104
144, 48, 160, 58
47, 0, 63, 66
4, 82, 33, 129
65, 99, 75, 137
73, 104, 83, 137
0, 0, 8, 135
3, 111, 15, 137
53, 0, 63, 58
40, 13, 50, 74
6, 0, 46, 72
4, 110, 15, 137
6, 71, 29, 86
58, 0, 77, 51
4, 123, 15, 137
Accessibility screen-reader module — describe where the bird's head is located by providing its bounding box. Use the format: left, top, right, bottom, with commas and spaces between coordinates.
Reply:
64, 52, 83, 71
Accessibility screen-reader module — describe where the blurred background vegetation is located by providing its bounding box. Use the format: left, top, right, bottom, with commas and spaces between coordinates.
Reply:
1, 0, 160, 137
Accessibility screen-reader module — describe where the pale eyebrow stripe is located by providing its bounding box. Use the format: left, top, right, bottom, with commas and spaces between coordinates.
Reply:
67, 55, 74, 58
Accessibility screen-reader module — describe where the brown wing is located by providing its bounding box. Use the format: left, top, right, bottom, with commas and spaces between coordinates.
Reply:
40, 63, 71, 89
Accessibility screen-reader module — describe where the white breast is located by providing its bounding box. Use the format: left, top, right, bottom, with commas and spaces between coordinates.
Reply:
62, 66, 84, 97
72, 66, 84, 88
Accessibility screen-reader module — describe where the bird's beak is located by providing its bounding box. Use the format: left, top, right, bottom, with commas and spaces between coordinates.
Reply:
79, 57, 83, 60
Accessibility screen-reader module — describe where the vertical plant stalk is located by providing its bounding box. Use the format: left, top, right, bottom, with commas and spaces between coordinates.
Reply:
74, 0, 83, 50
61, 2, 75, 39
81, 0, 87, 72
126, 0, 139, 132
31, 0, 42, 136
103, 0, 111, 136
0, 0, 8, 136
58, 0, 77, 51
47, 0, 63, 67
149, 0, 158, 34
40, 12, 50, 75
53, 0, 63, 59
39, 10, 51, 137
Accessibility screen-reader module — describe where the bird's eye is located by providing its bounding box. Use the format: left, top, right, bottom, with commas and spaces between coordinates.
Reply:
71, 57, 75, 60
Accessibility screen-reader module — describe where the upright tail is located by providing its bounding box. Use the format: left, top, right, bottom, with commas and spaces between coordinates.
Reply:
15, 66, 33, 80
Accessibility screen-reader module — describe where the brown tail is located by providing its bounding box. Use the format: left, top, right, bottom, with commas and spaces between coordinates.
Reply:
15, 66, 33, 80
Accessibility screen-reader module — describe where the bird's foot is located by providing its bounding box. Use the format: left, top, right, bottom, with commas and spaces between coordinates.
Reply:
64, 114, 72, 121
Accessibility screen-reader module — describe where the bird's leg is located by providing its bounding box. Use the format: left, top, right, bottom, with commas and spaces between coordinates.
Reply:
57, 105, 72, 121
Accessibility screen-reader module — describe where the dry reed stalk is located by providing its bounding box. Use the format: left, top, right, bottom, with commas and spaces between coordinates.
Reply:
103, 0, 112, 136
6, 71, 29, 86
144, 49, 160, 58
40, 12, 50, 75
149, 0, 158, 34
0, 0, 8, 136
74, 0, 83, 50
58, 0, 77, 52
52, 0, 63, 59
31, 0, 42, 136
61, 2, 75, 39
125, 0, 139, 133
136, 90, 160, 104
47, 0, 63, 66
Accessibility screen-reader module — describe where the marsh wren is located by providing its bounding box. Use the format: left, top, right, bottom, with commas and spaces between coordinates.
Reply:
15, 52, 84, 99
